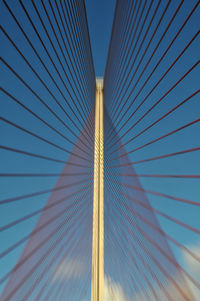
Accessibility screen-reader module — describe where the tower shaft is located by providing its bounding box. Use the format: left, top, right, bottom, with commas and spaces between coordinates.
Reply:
91, 79, 104, 301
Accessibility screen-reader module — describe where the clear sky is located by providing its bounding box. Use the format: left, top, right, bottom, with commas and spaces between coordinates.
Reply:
85, 0, 116, 76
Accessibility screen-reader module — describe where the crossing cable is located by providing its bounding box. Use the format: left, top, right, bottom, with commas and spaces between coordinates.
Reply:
17, 208, 91, 301
108, 0, 170, 122
108, 147, 200, 169
106, 43, 199, 153
56, 0, 94, 118
121, 222, 180, 301
33, 243, 66, 300
118, 222, 179, 301
0, 183, 89, 236
105, 209, 170, 301
121, 199, 200, 263
56, 233, 92, 301
0, 178, 90, 205
51, 0, 93, 116
70, 0, 96, 132
104, 180, 166, 299
104, 230, 138, 299
82, 0, 96, 85
39, 0, 94, 133
104, 202, 133, 294
106, 58, 200, 152
104, 185, 172, 301
14, 203, 91, 301
108, 178, 200, 206
55, 229, 92, 301
106, 0, 156, 119
10, 0, 94, 145
108, 118, 200, 162
112, 183, 200, 263
0, 172, 91, 177
59, 269, 90, 301
0, 144, 90, 168
112, 192, 200, 291
51, 250, 90, 301
104, 0, 183, 130
113, 207, 190, 301
31, 0, 94, 127
107, 182, 200, 234
105, 1, 199, 145
104, 0, 152, 118
1, 1, 94, 148
103, 0, 120, 83
106, 0, 168, 123
77, 272, 92, 301
25, 207, 92, 301
105, 172, 199, 245
104, 0, 132, 98
104, 0, 139, 93
71, 0, 96, 92
1, 49, 91, 152
67, 0, 95, 103
104, 0, 144, 104
104, 213, 154, 300
1, 199, 91, 301
107, 88, 199, 157
106, 209, 162, 301
104, 0, 143, 114
17, 3, 92, 142
0, 56, 92, 152
103, 0, 120, 94
42, 0, 94, 136
105, 201, 157, 300
63, 0, 96, 130
104, 86, 199, 158
106, 184, 198, 299
0, 186, 91, 285
31, 244, 66, 301
107, 173, 200, 179
68, 0, 96, 103
23, 244, 66, 301
106, 0, 171, 130
104, 194, 133, 294
0, 87, 91, 157
103, 89, 198, 155
0, 197, 88, 286
0, 183, 91, 233
21, 213, 91, 301
0, 116, 92, 163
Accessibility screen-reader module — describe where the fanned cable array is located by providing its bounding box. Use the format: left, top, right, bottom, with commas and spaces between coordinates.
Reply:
0, 0, 95, 300
0, 0, 200, 300
104, 0, 199, 300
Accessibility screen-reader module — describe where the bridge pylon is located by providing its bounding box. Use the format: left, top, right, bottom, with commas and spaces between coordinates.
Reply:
91, 78, 104, 301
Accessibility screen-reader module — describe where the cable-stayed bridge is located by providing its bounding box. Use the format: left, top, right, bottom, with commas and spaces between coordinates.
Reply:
0, 0, 200, 300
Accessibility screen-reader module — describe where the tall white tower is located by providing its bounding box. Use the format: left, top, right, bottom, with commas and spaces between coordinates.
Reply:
91, 78, 104, 301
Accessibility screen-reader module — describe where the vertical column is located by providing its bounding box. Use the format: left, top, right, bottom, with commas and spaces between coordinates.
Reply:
91, 78, 104, 301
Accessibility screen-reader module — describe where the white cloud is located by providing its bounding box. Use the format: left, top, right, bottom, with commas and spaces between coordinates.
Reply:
104, 276, 130, 301
54, 249, 199, 300
52, 258, 85, 282
182, 242, 200, 276
182, 241, 200, 300
82, 275, 130, 301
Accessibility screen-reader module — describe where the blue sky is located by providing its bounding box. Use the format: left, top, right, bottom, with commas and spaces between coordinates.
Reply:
85, 0, 116, 76
0, 0, 200, 299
